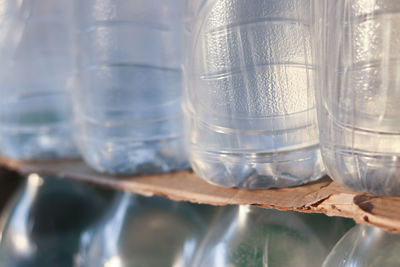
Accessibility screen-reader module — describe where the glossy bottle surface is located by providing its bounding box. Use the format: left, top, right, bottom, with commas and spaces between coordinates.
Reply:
0, 174, 114, 267
191, 205, 353, 267
75, 193, 206, 267
323, 225, 400, 267
74, 0, 188, 174
0, 0, 77, 159
184, 0, 324, 189
315, 0, 400, 195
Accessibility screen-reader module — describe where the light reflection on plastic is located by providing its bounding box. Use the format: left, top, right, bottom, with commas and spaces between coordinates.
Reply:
238, 205, 251, 229
10, 173, 42, 255
105, 256, 122, 267
27, 173, 43, 187
13, 233, 29, 253
215, 243, 227, 267
361, 228, 366, 238
172, 238, 197, 267
172, 253, 184, 267
263, 235, 269, 267
103, 194, 130, 261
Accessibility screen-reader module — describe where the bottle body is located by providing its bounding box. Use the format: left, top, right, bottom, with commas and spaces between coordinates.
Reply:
323, 225, 400, 267
0, 174, 113, 266
184, 0, 324, 189
191, 206, 346, 267
315, 0, 400, 195
0, 0, 76, 159
75, 194, 205, 267
74, 0, 188, 174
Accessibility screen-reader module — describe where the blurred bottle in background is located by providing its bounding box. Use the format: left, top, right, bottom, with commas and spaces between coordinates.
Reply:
0, 174, 114, 267
323, 225, 400, 267
184, 0, 324, 189
0, 172, 357, 267
191, 205, 354, 267
73, 0, 188, 174
0, 0, 77, 160
314, 0, 400, 195
75, 193, 206, 267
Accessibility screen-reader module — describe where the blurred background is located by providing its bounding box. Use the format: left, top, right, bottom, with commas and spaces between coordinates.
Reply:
0, 169, 358, 267
1, 170, 400, 267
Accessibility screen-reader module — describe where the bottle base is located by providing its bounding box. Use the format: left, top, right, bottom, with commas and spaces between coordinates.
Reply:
190, 145, 325, 189
322, 146, 400, 196
0, 124, 77, 160
78, 137, 189, 175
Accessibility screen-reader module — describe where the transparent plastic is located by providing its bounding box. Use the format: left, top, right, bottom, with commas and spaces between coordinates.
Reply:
0, 174, 114, 267
314, 0, 400, 195
73, 0, 188, 174
0, 0, 77, 159
184, 0, 325, 189
323, 225, 400, 267
191, 205, 354, 267
75, 193, 205, 267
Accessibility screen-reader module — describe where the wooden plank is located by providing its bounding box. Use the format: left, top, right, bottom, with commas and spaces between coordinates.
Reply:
1, 157, 399, 233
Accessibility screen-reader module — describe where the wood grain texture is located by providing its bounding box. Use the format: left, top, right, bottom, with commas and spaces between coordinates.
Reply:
1, 157, 399, 233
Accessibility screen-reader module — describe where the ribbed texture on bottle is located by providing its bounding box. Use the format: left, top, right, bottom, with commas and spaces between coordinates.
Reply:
184, 0, 324, 189
316, 0, 400, 195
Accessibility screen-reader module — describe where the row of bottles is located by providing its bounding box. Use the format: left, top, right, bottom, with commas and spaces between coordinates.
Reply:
0, 0, 399, 196
1, 174, 398, 267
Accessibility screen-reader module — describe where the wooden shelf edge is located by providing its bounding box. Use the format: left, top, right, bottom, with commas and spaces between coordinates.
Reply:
1, 157, 400, 233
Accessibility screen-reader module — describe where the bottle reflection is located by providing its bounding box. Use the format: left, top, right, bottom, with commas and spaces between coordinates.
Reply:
75, 193, 206, 267
323, 225, 400, 267
191, 205, 353, 267
0, 174, 114, 267
0, 173, 356, 267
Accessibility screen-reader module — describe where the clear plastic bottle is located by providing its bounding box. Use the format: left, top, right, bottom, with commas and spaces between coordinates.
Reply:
184, 0, 325, 189
75, 193, 205, 267
73, 0, 188, 174
314, 0, 400, 195
0, 174, 114, 267
323, 225, 400, 267
191, 205, 353, 267
0, 0, 77, 160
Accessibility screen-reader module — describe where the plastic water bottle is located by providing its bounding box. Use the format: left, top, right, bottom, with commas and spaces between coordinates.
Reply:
323, 225, 400, 267
0, 174, 114, 267
314, 0, 400, 195
73, 0, 188, 174
191, 206, 352, 267
75, 193, 205, 267
184, 0, 325, 189
0, 0, 77, 160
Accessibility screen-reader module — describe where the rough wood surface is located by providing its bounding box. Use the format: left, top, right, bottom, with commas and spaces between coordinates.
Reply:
1, 157, 399, 233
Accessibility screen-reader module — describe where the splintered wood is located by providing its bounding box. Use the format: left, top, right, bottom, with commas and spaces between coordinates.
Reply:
1, 157, 399, 233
